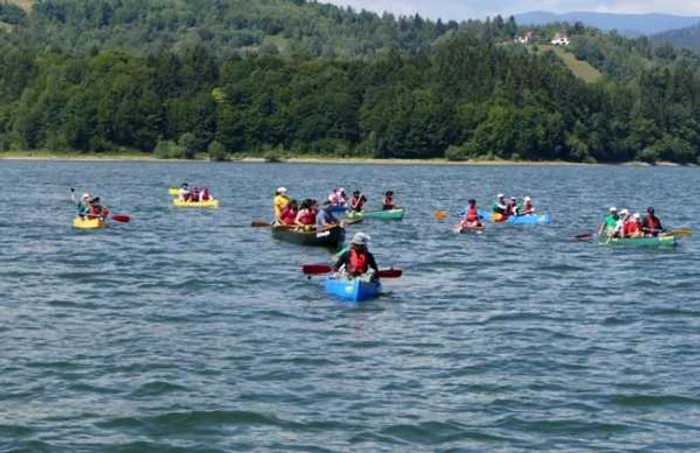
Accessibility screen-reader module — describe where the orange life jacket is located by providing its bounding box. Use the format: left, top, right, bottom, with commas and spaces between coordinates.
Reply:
298, 209, 316, 225
349, 249, 369, 274
280, 207, 297, 225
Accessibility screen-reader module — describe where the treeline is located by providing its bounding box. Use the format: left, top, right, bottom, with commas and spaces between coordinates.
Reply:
2, 0, 700, 163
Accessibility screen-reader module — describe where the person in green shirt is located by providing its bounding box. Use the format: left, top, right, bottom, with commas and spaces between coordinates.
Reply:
599, 207, 621, 237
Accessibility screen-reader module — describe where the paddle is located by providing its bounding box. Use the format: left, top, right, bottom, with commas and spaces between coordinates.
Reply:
666, 228, 692, 238
434, 210, 448, 221
302, 264, 402, 278
574, 233, 596, 241
251, 220, 272, 227
111, 214, 130, 223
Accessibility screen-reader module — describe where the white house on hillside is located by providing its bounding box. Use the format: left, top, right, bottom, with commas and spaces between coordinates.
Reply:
516, 31, 534, 44
551, 33, 570, 46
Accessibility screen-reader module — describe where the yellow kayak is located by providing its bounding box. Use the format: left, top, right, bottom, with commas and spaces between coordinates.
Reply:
73, 217, 107, 229
172, 198, 220, 208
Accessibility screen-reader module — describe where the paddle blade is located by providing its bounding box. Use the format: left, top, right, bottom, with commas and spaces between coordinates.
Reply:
434, 210, 448, 221
343, 218, 363, 226
670, 228, 692, 237
574, 233, 595, 241
111, 214, 130, 223
251, 220, 272, 227
377, 269, 402, 278
168, 188, 179, 195
302, 264, 333, 275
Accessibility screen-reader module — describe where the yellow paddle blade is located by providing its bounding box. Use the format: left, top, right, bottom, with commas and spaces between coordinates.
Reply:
670, 228, 692, 237
168, 188, 179, 195
434, 210, 448, 221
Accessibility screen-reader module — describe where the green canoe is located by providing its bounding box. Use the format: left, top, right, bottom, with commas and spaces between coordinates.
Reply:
347, 208, 405, 221
598, 235, 677, 248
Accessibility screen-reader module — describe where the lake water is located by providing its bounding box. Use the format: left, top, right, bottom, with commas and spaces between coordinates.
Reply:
1, 160, 699, 451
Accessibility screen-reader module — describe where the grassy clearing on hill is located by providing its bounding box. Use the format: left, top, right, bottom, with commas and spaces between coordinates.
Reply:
6, 0, 33, 13
537, 45, 603, 83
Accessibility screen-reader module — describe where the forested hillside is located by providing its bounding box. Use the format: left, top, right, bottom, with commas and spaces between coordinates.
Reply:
653, 24, 700, 53
2, 0, 700, 164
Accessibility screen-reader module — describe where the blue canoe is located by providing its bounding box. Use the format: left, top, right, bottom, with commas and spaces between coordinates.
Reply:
330, 205, 348, 213
323, 277, 381, 303
478, 210, 552, 225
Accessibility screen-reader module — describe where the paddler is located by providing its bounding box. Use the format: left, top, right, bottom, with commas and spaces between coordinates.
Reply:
317, 200, 341, 229
507, 196, 519, 216
458, 199, 483, 229
77, 192, 92, 218
178, 183, 191, 201
521, 196, 535, 215
349, 190, 367, 212
279, 199, 298, 225
88, 196, 109, 219
295, 199, 316, 229
599, 207, 621, 237
274, 187, 290, 221
334, 232, 379, 280
623, 212, 643, 238
492, 194, 508, 216
382, 191, 395, 210
642, 207, 665, 236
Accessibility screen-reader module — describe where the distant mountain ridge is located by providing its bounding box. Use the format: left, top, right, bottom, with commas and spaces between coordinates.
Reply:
516, 11, 700, 37
653, 24, 700, 52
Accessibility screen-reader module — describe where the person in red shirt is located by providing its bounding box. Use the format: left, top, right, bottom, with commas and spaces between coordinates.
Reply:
642, 207, 664, 236
349, 190, 367, 212
294, 199, 317, 229
623, 213, 643, 238
279, 199, 298, 225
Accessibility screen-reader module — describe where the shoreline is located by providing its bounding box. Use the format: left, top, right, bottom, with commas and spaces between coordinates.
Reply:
0, 152, 693, 167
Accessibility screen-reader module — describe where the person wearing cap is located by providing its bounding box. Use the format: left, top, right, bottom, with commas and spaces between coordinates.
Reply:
334, 232, 379, 279
506, 196, 519, 216
77, 193, 92, 219
317, 200, 341, 229
599, 207, 621, 237
623, 213, 643, 238
521, 196, 535, 215
273, 187, 290, 221
492, 194, 508, 216
349, 190, 367, 212
382, 191, 396, 210
642, 207, 665, 236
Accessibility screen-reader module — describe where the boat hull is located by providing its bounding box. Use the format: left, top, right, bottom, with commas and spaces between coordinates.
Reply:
479, 210, 551, 225
599, 235, 677, 248
458, 225, 486, 234
347, 208, 405, 221
73, 217, 107, 229
172, 199, 220, 208
324, 277, 381, 302
271, 225, 345, 248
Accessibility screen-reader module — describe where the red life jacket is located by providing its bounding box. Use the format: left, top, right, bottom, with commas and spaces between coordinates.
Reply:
644, 215, 661, 230
298, 209, 316, 225
624, 221, 640, 236
466, 206, 479, 221
280, 207, 297, 225
349, 249, 369, 274
383, 197, 394, 209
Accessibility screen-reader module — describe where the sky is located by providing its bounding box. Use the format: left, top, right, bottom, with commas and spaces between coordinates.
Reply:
323, 1, 700, 20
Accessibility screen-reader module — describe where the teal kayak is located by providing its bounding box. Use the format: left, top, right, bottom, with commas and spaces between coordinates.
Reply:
323, 277, 381, 302
598, 235, 677, 248
347, 208, 404, 221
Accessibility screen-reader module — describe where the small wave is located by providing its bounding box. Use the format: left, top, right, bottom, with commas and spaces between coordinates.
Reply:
129, 381, 188, 398
610, 394, 700, 407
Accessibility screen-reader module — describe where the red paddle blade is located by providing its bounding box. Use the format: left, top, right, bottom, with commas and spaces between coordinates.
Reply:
302, 264, 333, 275
377, 269, 402, 278
111, 214, 131, 223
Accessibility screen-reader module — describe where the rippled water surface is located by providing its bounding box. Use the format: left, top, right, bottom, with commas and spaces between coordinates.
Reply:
1, 161, 700, 452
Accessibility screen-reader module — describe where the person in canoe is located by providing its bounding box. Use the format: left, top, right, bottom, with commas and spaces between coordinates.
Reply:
317, 201, 341, 229
599, 207, 621, 237
520, 196, 535, 215
382, 191, 396, 210
198, 187, 212, 202
334, 232, 379, 280
328, 188, 347, 207
492, 194, 508, 217
349, 190, 367, 213
274, 187, 290, 221
88, 196, 110, 219
76, 192, 92, 218
279, 199, 299, 225
642, 207, 665, 236
506, 196, 519, 216
623, 212, 643, 238
178, 183, 191, 201
458, 199, 484, 229
295, 199, 317, 230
